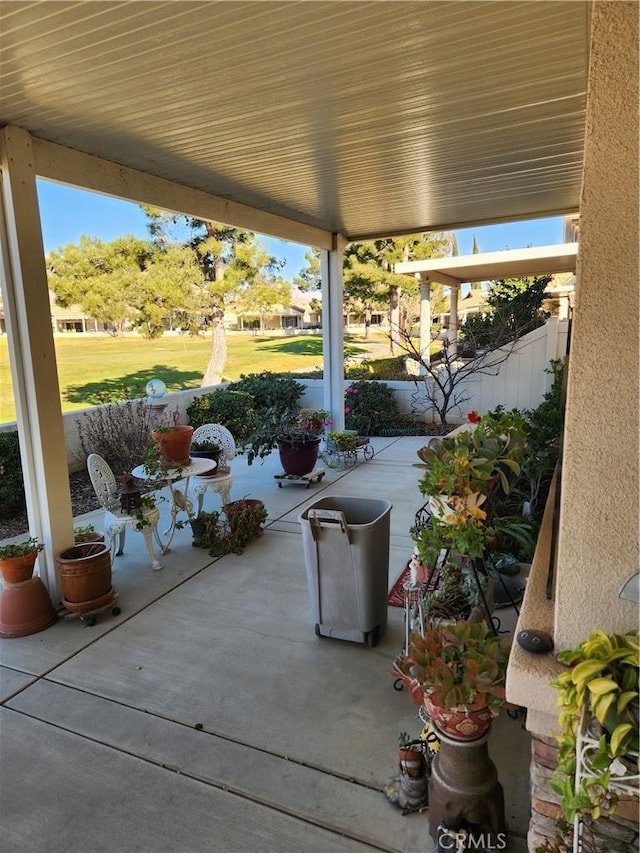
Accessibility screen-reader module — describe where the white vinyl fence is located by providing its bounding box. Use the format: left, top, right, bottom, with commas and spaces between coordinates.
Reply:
2, 318, 568, 471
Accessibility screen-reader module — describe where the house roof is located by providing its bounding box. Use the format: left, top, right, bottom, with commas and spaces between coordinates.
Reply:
0, 1, 590, 245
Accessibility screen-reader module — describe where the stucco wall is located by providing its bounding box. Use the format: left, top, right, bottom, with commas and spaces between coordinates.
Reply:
554, 2, 639, 646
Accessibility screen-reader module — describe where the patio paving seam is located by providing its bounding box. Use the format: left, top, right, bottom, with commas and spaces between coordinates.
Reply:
3, 697, 414, 853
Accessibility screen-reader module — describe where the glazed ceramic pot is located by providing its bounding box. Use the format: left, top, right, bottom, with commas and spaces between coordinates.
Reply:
55, 542, 112, 605
424, 695, 494, 741
277, 435, 321, 476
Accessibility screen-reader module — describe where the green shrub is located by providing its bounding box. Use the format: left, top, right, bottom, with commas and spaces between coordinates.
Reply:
228, 372, 304, 419
344, 379, 401, 435
0, 430, 26, 518
186, 390, 258, 444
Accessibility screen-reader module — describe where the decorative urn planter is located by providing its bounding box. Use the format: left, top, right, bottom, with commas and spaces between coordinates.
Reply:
151, 425, 194, 466
55, 542, 113, 608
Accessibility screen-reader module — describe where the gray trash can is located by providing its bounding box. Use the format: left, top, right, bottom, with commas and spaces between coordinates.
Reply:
299, 496, 392, 646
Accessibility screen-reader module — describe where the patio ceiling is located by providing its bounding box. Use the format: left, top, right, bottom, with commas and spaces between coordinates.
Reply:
0, 1, 590, 244
395, 242, 578, 284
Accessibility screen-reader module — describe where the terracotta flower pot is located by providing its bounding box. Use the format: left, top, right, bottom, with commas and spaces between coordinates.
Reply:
424, 695, 494, 741
151, 425, 194, 466
0, 577, 57, 638
0, 550, 39, 585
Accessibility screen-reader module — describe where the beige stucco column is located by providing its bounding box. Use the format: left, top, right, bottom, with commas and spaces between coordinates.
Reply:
508, 0, 639, 720
0, 126, 74, 594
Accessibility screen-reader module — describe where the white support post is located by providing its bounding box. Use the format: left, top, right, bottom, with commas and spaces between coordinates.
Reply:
418, 274, 432, 372
448, 284, 460, 359
0, 126, 74, 595
321, 236, 346, 431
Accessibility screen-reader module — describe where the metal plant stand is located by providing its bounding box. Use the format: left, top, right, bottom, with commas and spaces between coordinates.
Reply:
428, 725, 506, 852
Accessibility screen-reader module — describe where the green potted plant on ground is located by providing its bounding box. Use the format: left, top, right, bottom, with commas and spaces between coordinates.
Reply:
392, 620, 510, 740
73, 524, 105, 544
550, 628, 639, 822
275, 421, 323, 476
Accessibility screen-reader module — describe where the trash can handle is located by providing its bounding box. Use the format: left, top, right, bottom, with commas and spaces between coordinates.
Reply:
307, 509, 351, 543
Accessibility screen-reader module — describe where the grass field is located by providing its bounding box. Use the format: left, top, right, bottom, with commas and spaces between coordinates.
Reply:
0, 331, 385, 424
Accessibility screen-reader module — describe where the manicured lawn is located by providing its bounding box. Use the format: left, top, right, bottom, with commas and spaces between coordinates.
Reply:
0, 331, 383, 424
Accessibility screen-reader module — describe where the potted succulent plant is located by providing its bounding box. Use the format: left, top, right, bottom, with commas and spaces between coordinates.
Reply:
392, 620, 510, 740
189, 439, 222, 475
550, 628, 639, 823
0, 537, 44, 584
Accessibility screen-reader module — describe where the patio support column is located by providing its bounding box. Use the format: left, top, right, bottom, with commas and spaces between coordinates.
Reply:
448, 283, 459, 359
418, 273, 431, 372
0, 125, 73, 595
321, 235, 346, 430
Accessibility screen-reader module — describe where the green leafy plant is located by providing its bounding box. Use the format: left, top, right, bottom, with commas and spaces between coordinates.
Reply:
186, 389, 258, 443
295, 408, 332, 434
73, 524, 103, 543
132, 493, 161, 531
550, 629, 639, 822
201, 499, 267, 556
228, 372, 304, 418
0, 537, 44, 559
190, 439, 221, 453
344, 378, 400, 435
326, 430, 358, 452
392, 620, 509, 712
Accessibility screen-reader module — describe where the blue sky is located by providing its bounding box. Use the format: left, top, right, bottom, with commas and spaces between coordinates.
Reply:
37, 180, 565, 283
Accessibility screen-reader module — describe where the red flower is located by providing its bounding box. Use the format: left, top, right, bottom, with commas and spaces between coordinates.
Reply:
468, 411, 480, 424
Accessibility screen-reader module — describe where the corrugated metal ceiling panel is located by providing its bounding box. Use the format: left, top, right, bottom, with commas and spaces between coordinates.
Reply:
0, 0, 590, 240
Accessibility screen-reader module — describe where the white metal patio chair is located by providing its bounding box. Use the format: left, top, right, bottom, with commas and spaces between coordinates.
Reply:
190, 424, 235, 515
87, 453, 164, 571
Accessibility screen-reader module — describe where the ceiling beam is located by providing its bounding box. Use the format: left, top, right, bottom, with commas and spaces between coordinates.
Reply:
31, 133, 333, 251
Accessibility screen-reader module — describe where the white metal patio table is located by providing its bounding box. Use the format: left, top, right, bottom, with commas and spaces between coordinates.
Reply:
131, 457, 213, 551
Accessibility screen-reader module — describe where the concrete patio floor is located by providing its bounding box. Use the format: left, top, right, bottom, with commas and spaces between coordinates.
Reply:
0, 437, 530, 852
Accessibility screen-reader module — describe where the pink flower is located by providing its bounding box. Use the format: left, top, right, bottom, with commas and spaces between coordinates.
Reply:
344, 406, 352, 414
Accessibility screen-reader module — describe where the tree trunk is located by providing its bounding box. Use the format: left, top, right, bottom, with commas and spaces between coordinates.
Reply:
364, 304, 372, 341
202, 306, 227, 387
389, 286, 401, 354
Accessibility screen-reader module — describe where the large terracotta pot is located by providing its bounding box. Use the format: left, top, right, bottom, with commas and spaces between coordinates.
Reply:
55, 542, 112, 605
424, 695, 494, 741
151, 425, 194, 466
277, 435, 321, 476
0, 577, 57, 638
0, 550, 39, 585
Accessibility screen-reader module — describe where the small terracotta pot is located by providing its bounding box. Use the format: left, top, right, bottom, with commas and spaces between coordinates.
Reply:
151, 425, 194, 466
0, 551, 38, 585
424, 695, 494, 741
